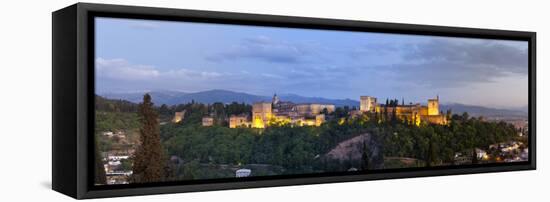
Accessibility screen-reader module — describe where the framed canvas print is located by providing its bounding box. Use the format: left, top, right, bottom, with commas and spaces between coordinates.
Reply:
52, 3, 536, 199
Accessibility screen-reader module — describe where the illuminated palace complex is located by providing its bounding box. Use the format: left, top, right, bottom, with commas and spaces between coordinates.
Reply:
237, 94, 446, 128
249, 94, 335, 128
197, 94, 447, 128
223, 94, 335, 128
359, 96, 448, 125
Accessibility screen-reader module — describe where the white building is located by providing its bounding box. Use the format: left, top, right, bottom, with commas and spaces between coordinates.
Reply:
236, 169, 251, 178
102, 131, 114, 137
475, 148, 487, 160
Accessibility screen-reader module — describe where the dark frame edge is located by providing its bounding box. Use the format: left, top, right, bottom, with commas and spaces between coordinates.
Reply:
82, 164, 534, 199
529, 32, 536, 170
76, 2, 535, 39
76, 2, 92, 200
52, 3, 79, 199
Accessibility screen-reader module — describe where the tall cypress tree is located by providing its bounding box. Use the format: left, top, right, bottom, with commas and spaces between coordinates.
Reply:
131, 94, 165, 183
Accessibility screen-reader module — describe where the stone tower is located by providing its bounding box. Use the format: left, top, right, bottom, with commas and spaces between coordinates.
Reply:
272, 93, 280, 105
360, 96, 377, 112
252, 102, 273, 128
427, 96, 440, 116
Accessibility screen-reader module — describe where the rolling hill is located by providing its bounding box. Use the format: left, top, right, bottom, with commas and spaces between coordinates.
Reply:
100, 89, 360, 107
99, 90, 527, 119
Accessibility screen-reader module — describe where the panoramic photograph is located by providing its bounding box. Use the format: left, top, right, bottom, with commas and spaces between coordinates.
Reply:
93, 17, 529, 185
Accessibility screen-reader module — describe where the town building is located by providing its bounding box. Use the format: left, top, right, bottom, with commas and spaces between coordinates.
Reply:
229, 114, 250, 128
228, 94, 447, 128
251, 94, 335, 128
172, 110, 186, 123
102, 131, 114, 137
102, 152, 133, 185
295, 103, 335, 116
475, 148, 488, 160
202, 116, 214, 126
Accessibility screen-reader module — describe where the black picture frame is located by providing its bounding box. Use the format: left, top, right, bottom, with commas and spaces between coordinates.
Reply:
52, 3, 536, 199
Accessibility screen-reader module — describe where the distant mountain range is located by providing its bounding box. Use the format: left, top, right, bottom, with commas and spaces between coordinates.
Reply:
100, 89, 527, 119
440, 103, 527, 119
101, 89, 358, 107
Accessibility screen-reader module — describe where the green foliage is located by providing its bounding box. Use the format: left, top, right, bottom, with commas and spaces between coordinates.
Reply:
120, 158, 133, 171
162, 117, 384, 178
379, 113, 519, 166
97, 95, 522, 181
96, 95, 138, 113
182, 159, 201, 180
94, 111, 140, 154
361, 142, 369, 170
95, 111, 139, 134
94, 140, 106, 185
96, 134, 114, 153
131, 94, 167, 183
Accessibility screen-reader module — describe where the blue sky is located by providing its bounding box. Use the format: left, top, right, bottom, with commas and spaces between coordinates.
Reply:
95, 17, 528, 109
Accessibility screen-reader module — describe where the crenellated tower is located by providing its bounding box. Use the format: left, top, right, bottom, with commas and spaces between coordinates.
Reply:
427, 95, 440, 116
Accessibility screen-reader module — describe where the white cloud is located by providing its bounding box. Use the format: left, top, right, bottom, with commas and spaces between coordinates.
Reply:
164, 68, 224, 79
96, 58, 228, 82
261, 73, 285, 79
96, 58, 160, 80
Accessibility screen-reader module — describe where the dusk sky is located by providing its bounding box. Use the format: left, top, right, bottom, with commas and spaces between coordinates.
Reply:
95, 17, 528, 109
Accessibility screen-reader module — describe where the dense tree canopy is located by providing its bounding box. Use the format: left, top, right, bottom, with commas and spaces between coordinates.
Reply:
131, 94, 167, 183
95, 95, 524, 181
